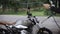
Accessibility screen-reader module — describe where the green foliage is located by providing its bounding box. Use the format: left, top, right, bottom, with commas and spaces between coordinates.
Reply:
0, 0, 59, 16
0, 0, 49, 8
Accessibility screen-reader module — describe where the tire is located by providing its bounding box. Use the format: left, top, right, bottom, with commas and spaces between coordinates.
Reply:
0, 28, 9, 34
0, 29, 4, 34
37, 28, 52, 34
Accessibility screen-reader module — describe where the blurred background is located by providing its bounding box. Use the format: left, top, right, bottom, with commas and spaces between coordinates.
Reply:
0, 0, 60, 16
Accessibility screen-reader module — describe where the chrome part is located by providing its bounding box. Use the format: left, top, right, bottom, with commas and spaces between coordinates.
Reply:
15, 25, 28, 28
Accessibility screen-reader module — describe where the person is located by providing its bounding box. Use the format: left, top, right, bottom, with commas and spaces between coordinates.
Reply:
27, 7, 32, 18
43, 0, 60, 13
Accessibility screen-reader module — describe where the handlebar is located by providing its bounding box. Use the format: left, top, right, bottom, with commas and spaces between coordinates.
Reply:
28, 15, 39, 25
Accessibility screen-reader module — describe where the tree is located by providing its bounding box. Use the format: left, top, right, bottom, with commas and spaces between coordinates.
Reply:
0, 0, 20, 13
0, 0, 10, 13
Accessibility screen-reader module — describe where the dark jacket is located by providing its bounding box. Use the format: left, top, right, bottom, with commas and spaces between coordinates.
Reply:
47, 0, 60, 13
45, 0, 60, 8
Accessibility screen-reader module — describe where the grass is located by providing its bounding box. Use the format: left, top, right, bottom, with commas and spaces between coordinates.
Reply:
0, 8, 46, 16
0, 8, 60, 16
0, 11, 45, 16
13, 11, 45, 16
31, 11, 44, 16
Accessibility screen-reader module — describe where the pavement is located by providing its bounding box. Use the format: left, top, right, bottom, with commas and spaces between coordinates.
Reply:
0, 15, 60, 34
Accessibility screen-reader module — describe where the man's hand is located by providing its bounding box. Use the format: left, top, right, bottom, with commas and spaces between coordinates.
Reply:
43, 4, 50, 9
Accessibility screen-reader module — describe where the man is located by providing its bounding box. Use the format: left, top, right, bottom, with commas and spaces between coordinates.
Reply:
43, 0, 60, 13
27, 7, 32, 18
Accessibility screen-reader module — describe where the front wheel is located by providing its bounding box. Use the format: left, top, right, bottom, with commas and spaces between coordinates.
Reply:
37, 28, 52, 34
